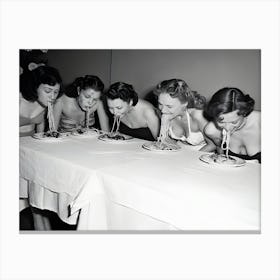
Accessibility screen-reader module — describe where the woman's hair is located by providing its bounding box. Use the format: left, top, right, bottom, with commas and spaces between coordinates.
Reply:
20, 50, 48, 72
105, 82, 138, 106
153, 78, 206, 109
206, 87, 255, 120
65, 75, 105, 98
20, 65, 63, 102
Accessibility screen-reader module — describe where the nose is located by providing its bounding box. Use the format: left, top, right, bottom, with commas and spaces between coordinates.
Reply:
112, 108, 118, 115
50, 92, 57, 100
161, 106, 169, 114
224, 123, 234, 131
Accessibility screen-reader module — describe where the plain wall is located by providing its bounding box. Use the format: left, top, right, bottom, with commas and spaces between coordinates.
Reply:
111, 50, 261, 110
47, 50, 112, 87
46, 49, 261, 110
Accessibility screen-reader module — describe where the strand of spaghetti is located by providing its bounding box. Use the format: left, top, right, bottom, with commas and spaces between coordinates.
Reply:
221, 129, 230, 158
116, 116, 121, 133
110, 116, 117, 134
158, 114, 170, 148
85, 109, 89, 129
47, 102, 55, 132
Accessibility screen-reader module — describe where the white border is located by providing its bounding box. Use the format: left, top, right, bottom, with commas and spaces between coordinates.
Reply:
1, 1, 279, 279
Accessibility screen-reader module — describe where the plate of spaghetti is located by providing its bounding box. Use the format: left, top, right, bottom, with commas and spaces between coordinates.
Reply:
98, 115, 133, 143
32, 131, 68, 141
142, 141, 181, 152
71, 128, 100, 137
199, 128, 245, 167
142, 113, 181, 152
199, 153, 246, 167
98, 132, 133, 143
32, 102, 69, 141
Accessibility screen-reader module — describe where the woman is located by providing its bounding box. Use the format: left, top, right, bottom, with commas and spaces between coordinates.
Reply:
53, 75, 109, 132
154, 78, 211, 149
20, 65, 63, 136
104, 82, 160, 141
20, 65, 63, 230
203, 87, 261, 163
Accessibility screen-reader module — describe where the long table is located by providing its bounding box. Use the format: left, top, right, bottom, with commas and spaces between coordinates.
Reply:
19, 135, 261, 231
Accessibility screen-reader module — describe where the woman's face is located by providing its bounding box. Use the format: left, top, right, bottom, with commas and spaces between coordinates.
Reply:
216, 110, 245, 132
107, 98, 131, 117
37, 83, 60, 107
158, 93, 186, 119
77, 88, 101, 111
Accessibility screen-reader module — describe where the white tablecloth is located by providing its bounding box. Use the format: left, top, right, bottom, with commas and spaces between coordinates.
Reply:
19, 135, 260, 231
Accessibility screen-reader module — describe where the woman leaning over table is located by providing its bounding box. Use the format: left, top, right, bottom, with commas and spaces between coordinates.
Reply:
53, 75, 110, 132
154, 78, 213, 150
20, 65, 63, 230
203, 87, 261, 163
104, 82, 160, 141
20, 65, 63, 136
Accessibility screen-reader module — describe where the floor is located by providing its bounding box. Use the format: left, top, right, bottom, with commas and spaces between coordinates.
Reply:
20, 207, 77, 231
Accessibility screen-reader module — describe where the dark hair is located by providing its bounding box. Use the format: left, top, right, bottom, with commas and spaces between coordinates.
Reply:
65, 75, 104, 98
105, 82, 138, 106
20, 65, 63, 102
153, 78, 206, 109
20, 50, 48, 72
206, 87, 255, 121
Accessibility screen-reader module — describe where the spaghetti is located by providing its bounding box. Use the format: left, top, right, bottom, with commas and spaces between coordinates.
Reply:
221, 129, 230, 158
47, 102, 56, 132
157, 114, 170, 147
110, 115, 121, 135
152, 114, 180, 150
85, 109, 90, 130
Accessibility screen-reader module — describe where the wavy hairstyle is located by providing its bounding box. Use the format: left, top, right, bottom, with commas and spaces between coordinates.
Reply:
206, 87, 255, 121
65, 75, 104, 98
153, 78, 206, 109
105, 82, 138, 106
20, 65, 63, 102
20, 50, 48, 72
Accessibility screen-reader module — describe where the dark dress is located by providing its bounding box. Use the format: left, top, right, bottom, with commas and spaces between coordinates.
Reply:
228, 150, 261, 163
119, 122, 155, 141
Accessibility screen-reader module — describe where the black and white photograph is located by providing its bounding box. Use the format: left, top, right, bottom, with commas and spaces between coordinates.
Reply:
1, 0, 280, 280
19, 49, 261, 232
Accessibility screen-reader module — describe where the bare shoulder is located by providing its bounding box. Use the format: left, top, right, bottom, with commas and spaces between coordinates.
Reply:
204, 121, 220, 137
250, 110, 261, 120
189, 108, 206, 120
139, 99, 157, 115
247, 110, 261, 128
189, 108, 208, 127
139, 99, 155, 109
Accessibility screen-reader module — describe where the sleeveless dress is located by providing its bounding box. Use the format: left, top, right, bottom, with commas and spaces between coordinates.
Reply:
19, 94, 46, 137
168, 111, 205, 146
119, 122, 155, 141
228, 150, 261, 163
58, 111, 95, 132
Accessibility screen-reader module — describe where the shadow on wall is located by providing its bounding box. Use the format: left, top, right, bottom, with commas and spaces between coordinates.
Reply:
144, 89, 158, 108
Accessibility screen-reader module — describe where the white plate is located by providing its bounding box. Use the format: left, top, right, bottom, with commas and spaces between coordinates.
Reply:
199, 153, 246, 167
98, 133, 133, 143
32, 132, 69, 142
71, 128, 100, 138
142, 142, 181, 152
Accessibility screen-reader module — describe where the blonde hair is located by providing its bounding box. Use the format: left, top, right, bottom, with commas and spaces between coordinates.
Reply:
154, 79, 206, 109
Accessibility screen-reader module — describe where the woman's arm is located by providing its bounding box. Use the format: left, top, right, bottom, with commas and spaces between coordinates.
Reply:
144, 107, 160, 140
36, 120, 45, 133
200, 122, 221, 152
53, 97, 63, 131
199, 135, 217, 152
97, 101, 110, 132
